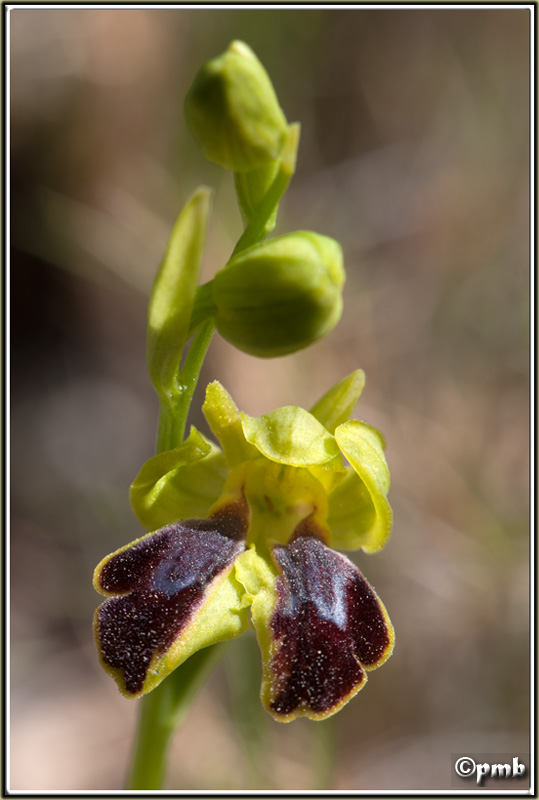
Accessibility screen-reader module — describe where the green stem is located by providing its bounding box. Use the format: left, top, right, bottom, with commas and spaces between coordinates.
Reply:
156, 319, 216, 452
127, 644, 228, 790
231, 124, 299, 256
126, 675, 174, 790
314, 716, 336, 790
174, 319, 215, 442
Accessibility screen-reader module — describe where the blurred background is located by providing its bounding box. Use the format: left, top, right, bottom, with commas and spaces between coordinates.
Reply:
9, 7, 530, 792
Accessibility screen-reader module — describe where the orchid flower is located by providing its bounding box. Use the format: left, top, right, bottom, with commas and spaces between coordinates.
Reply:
93, 371, 394, 722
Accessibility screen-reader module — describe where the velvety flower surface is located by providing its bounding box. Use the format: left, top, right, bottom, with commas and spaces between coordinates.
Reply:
93, 370, 394, 721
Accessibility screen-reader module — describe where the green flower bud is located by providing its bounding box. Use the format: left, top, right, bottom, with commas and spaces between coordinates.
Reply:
208, 232, 345, 358
184, 41, 288, 172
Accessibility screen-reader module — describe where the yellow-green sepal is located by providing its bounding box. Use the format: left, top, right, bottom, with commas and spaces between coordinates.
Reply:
330, 420, 392, 552
129, 425, 227, 530
241, 406, 341, 467
310, 369, 366, 434
146, 187, 212, 401
202, 381, 258, 467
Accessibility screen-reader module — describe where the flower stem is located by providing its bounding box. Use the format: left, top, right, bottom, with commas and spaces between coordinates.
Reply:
231, 123, 299, 257
156, 320, 216, 452
173, 319, 216, 444
126, 643, 228, 790
126, 676, 174, 790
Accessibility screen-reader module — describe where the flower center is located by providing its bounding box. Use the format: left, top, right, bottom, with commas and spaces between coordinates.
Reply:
238, 459, 329, 555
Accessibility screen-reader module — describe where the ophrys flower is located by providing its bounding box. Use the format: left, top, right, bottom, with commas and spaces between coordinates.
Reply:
93, 371, 394, 721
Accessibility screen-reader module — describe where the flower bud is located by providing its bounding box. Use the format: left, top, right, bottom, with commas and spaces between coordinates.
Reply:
184, 41, 288, 172
210, 232, 345, 357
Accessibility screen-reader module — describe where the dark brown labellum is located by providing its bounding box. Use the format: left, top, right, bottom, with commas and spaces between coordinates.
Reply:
268, 534, 393, 719
94, 499, 248, 695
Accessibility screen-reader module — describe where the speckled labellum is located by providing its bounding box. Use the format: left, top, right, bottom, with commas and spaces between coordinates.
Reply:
262, 532, 394, 722
93, 498, 249, 697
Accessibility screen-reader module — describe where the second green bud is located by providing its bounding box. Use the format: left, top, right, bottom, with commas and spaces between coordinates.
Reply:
194, 232, 345, 358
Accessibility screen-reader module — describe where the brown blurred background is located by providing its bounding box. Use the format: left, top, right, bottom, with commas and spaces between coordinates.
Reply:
9, 7, 530, 792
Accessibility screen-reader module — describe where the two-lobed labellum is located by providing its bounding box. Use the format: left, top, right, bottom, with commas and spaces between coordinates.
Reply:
94, 483, 393, 718
94, 501, 248, 696
266, 535, 394, 720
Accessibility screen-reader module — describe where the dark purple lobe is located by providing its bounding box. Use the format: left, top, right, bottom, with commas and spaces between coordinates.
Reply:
269, 535, 392, 718
94, 499, 248, 695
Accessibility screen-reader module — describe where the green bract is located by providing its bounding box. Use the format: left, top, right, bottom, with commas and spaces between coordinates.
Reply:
93, 373, 394, 722
184, 40, 288, 172
193, 231, 344, 357
146, 188, 212, 401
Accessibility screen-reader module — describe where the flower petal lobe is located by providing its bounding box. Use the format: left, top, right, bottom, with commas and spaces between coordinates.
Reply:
265, 535, 393, 720
94, 500, 248, 696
